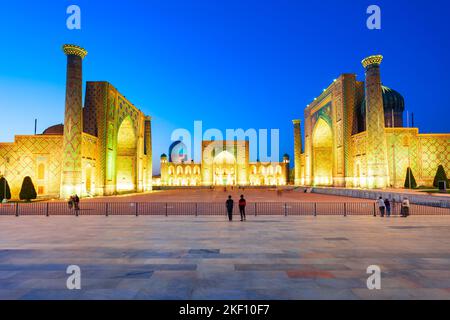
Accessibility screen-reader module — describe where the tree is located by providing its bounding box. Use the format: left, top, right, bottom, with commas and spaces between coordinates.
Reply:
404, 167, 417, 189
19, 176, 37, 202
433, 165, 449, 188
0, 177, 11, 202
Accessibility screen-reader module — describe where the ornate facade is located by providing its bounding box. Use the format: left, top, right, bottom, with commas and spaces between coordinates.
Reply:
0, 44, 152, 199
294, 55, 450, 189
157, 141, 290, 187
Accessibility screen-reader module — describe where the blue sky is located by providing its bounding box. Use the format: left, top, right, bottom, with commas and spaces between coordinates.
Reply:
0, 0, 449, 173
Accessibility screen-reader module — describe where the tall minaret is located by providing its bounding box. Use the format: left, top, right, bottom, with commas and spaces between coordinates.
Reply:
293, 120, 302, 186
144, 116, 153, 191
362, 55, 389, 189
60, 44, 88, 199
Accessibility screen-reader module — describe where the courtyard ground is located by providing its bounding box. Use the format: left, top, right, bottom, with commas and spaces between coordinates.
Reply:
0, 215, 450, 300
80, 188, 369, 203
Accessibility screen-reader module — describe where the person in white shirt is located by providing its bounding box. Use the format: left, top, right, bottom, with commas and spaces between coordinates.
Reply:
377, 197, 386, 217
401, 198, 410, 218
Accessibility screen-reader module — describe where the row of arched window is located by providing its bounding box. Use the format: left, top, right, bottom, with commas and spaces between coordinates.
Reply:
168, 166, 201, 176
250, 165, 283, 176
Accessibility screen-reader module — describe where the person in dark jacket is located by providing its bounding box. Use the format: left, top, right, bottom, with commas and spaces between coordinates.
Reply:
384, 199, 391, 217
226, 196, 234, 221
239, 195, 247, 221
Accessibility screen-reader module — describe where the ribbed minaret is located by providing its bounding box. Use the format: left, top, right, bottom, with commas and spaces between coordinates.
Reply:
144, 116, 153, 191
362, 55, 389, 189
293, 120, 302, 186
60, 44, 87, 199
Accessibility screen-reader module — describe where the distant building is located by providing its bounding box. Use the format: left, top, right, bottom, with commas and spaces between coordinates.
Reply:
292, 55, 450, 188
0, 45, 153, 199
158, 141, 290, 186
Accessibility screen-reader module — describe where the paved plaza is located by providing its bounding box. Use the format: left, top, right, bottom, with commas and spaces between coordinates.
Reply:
1, 214, 450, 300
81, 188, 369, 203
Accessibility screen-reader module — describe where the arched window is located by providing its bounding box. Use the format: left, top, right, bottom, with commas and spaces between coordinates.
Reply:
276, 165, 282, 175
38, 163, 45, 180
168, 166, 174, 175
185, 167, 192, 175
268, 166, 274, 175
259, 166, 266, 175
177, 166, 183, 175
252, 165, 257, 175
194, 166, 200, 175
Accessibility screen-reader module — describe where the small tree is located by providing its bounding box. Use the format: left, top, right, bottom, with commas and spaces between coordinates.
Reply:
433, 165, 449, 188
404, 167, 417, 189
19, 176, 37, 202
0, 177, 11, 202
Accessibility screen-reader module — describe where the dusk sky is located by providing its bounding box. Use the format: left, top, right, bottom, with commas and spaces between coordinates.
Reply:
1, 0, 449, 173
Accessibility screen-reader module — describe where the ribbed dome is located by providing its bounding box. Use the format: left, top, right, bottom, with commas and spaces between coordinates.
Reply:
361, 85, 405, 113
42, 124, 64, 135
381, 86, 405, 112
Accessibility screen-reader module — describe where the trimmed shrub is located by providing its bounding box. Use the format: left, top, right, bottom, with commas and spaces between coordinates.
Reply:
404, 167, 417, 189
19, 176, 37, 202
0, 177, 11, 202
433, 165, 449, 188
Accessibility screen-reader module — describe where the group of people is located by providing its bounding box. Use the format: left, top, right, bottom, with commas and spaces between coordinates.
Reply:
68, 194, 80, 212
377, 197, 410, 218
225, 195, 247, 222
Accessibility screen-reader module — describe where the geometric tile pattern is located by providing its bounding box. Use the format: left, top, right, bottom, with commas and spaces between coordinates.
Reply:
363, 60, 389, 188
60, 54, 85, 198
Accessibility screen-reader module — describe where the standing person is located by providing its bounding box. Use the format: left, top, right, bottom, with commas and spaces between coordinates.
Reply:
384, 198, 391, 217
401, 197, 410, 218
68, 196, 74, 210
377, 197, 386, 217
239, 195, 247, 222
226, 195, 234, 222
74, 194, 80, 214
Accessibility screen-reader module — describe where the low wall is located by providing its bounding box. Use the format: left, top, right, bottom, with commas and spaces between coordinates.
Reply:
311, 187, 450, 208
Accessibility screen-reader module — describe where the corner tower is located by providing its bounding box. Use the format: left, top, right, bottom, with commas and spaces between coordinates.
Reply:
362, 55, 389, 188
60, 44, 88, 199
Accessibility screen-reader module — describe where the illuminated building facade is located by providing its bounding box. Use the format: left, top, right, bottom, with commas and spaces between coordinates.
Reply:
0, 44, 152, 199
158, 141, 290, 186
294, 55, 450, 189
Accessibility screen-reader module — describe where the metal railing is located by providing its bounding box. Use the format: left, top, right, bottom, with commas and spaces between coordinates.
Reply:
0, 202, 449, 217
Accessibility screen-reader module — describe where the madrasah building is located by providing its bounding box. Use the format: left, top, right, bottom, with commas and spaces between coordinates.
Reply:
292, 55, 450, 189
0, 45, 153, 199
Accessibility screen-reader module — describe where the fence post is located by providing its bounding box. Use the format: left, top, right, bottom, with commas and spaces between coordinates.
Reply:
373, 203, 377, 217
46, 203, 49, 217
284, 203, 288, 217
314, 203, 317, 217
165, 203, 168, 217
195, 203, 198, 217
105, 203, 109, 217
135, 203, 139, 217
343, 203, 347, 217
255, 203, 257, 217
15, 203, 19, 217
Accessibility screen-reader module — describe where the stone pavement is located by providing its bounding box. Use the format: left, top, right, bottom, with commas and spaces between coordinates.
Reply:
0, 216, 450, 300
